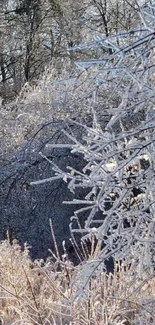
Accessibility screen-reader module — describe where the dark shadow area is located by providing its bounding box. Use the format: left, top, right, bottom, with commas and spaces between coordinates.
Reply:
0, 119, 114, 272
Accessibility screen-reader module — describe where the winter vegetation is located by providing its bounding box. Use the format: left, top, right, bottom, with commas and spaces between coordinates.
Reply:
0, 0, 155, 324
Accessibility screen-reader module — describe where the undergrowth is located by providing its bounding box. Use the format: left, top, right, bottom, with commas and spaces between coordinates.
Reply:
0, 237, 154, 325
0, 62, 92, 155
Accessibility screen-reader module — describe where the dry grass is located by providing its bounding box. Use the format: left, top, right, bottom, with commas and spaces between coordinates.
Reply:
0, 238, 154, 325
0, 62, 94, 156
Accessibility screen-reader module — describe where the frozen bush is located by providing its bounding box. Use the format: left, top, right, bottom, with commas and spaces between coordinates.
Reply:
31, 3, 155, 297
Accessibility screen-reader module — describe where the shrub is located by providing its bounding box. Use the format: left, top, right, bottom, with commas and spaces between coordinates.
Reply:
31, 1, 155, 296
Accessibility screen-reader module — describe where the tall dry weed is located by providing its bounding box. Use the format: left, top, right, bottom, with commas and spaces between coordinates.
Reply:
0, 239, 154, 324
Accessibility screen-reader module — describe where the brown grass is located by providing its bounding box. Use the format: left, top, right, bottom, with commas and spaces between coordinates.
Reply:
0, 238, 154, 325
